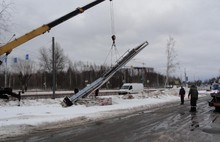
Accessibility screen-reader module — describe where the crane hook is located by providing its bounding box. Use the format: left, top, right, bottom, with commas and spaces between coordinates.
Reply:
112, 35, 116, 47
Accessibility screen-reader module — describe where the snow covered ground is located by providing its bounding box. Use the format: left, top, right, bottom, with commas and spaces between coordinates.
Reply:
0, 88, 209, 140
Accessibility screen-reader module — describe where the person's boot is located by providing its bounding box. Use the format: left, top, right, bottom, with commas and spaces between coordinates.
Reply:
190, 106, 196, 112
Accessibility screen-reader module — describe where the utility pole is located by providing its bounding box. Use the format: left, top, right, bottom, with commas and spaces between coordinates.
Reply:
184, 68, 188, 87
4, 57, 7, 87
52, 37, 55, 99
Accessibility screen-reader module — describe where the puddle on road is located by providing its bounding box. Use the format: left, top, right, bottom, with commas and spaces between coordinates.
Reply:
202, 126, 220, 134
200, 109, 220, 134
119, 113, 141, 120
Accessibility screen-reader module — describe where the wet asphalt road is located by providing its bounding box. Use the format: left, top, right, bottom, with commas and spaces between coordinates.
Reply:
6, 96, 220, 142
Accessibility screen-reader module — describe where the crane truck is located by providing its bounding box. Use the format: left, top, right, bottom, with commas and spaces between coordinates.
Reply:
209, 83, 220, 110
0, 0, 107, 101
209, 92, 220, 110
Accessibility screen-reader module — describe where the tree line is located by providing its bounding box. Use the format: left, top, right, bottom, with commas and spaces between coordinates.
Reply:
0, 43, 180, 91
0, 65, 178, 91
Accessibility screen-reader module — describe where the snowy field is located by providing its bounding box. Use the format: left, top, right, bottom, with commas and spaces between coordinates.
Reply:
0, 88, 209, 140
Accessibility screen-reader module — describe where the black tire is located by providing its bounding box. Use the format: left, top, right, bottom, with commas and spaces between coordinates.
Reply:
0, 94, 9, 100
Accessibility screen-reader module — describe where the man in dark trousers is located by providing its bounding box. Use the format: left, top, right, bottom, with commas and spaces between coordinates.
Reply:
179, 86, 186, 105
95, 89, 99, 98
188, 84, 198, 112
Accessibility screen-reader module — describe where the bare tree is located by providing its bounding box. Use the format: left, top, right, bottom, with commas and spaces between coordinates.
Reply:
165, 36, 178, 87
39, 42, 68, 89
13, 58, 36, 92
39, 42, 68, 73
0, 0, 12, 37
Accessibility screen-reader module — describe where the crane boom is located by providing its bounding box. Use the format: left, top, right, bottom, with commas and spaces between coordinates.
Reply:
0, 0, 105, 56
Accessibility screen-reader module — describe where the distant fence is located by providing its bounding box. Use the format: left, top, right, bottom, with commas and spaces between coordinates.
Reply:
20, 90, 119, 99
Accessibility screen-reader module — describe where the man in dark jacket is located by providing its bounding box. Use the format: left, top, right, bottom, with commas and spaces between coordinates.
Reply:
179, 86, 186, 105
188, 85, 198, 112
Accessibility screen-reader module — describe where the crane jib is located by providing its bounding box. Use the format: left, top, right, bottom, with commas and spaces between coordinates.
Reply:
47, 0, 106, 28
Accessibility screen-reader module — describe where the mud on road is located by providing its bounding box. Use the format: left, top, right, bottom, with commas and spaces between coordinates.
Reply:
5, 96, 220, 142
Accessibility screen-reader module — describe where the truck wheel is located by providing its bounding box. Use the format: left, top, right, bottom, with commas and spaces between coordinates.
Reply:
215, 106, 220, 112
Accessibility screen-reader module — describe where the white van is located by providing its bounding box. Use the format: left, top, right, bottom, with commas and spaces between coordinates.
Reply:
118, 83, 144, 95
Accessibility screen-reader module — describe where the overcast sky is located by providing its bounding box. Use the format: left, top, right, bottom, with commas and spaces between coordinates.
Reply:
2, 0, 220, 81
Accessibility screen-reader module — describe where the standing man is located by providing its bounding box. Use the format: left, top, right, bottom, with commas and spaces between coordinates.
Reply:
179, 86, 186, 105
95, 89, 99, 98
188, 84, 198, 112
